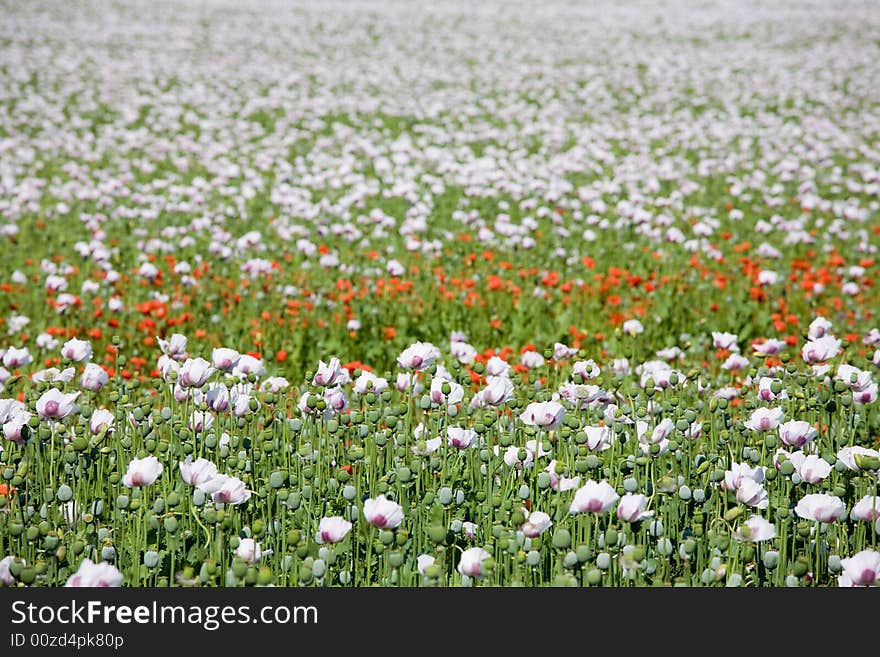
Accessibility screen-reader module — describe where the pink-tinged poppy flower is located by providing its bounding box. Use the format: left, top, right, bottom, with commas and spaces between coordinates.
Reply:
520, 401, 565, 430
788, 452, 831, 484
65, 559, 123, 587
569, 480, 619, 514
744, 407, 784, 432
397, 342, 439, 371
2, 411, 29, 444
485, 356, 511, 377
753, 339, 787, 356
354, 371, 388, 394
722, 354, 749, 371
32, 367, 75, 383
178, 357, 215, 389
235, 538, 263, 563
622, 319, 643, 336
836, 364, 873, 392
553, 343, 578, 361
757, 376, 785, 401
572, 359, 600, 381
611, 358, 630, 375
801, 335, 841, 364
81, 363, 109, 392
616, 493, 653, 523
521, 351, 545, 369
60, 338, 92, 362
557, 382, 604, 409
447, 426, 478, 450
89, 409, 114, 435
736, 479, 769, 509
179, 456, 218, 487
209, 475, 251, 505
683, 421, 702, 441
395, 372, 415, 392
850, 495, 880, 522
187, 410, 214, 433
853, 384, 878, 405
312, 357, 342, 386
430, 377, 464, 406
450, 340, 477, 364
712, 331, 739, 352
259, 376, 289, 393
2, 347, 31, 369
656, 346, 684, 362
316, 516, 352, 544
545, 460, 581, 491
323, 386, 348, 415
35, 389, 80, 420
778, 420, 817, 448
232, 393, 256, 418
502, 444, 533, 469
417, 555, 435, 575
457, 547, 491, 578
156, 333, 187, 360
649, 418, 674, 443
795, 494, 846, 522
836, 446, 880, 472
211, 347, 240, 372
233, 354, 265, 378
122, 456, 163, 487
838, 550, 880, 587
584, 425, 613, 451
722, 462, 765, 492
363, 495, 404, 529
473, 376, 514, 407
736, 515, 776, 542
0, 555, 22, 586
205, 384, 231, 412
807, 316, 832, 340
521, 510, 552, 537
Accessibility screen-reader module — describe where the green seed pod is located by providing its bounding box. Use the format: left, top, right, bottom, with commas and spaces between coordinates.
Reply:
56, 484, 73, 502
552, 529, 572, 550
163, 517, 179, 534
144, 551, 160, 568
762, 550, 779, 569
231, 559, 248, 579
427, 525, 448, 545
19, 567, 36, 585
575, 544, 592, 563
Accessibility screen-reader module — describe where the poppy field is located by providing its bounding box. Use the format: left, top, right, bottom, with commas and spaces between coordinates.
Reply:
0, 0, 879, 587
